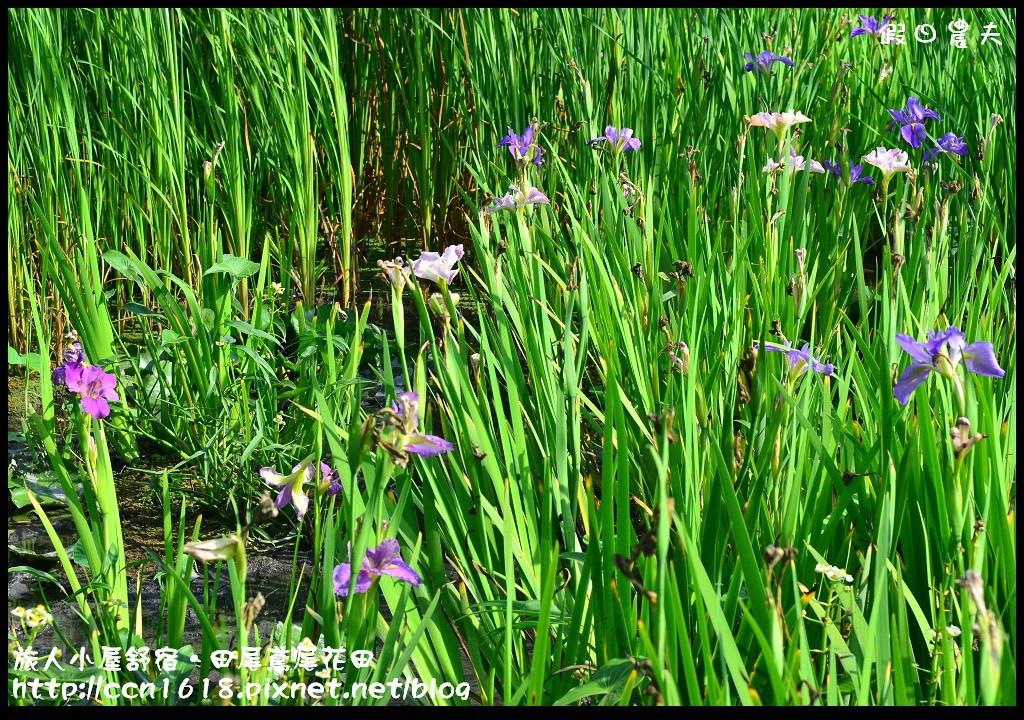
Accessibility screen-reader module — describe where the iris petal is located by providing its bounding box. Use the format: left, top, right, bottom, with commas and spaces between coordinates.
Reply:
962, 341, 1005, 378
381, 559, 422, 586
373, 538, 402, 567
894, 362, 934, 405
261, 467, 287, 486
896, 334, 934, 363
901, 123, 926, 149
405, 433, 455, 457
80, 397, 111, 419
290, 487, 309, 521
333, 563, 374, 597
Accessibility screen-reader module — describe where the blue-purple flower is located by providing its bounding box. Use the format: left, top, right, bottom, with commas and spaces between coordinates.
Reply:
586, 126, 641, 154
392, 391, 453, 457
260, 454, 316, 521
52, 343, 86, 386
894, 326, 1005, 406
499, 125, 544, 166
923, 133, 969, 164
65, 364, 120, 419
887, 97, 942, 149
333, 538, 422, 598
743, 50, 795, 75
849, 14, 894, 38
759, 341, 834, 377
821, 160, 876, 185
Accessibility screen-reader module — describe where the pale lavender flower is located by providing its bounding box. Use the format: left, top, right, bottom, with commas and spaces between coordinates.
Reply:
486, 185, 551, 215
861, 147, 911, 182
759, 341, 834, 377
65, 364, 120, 419
260, 454, 316, 521
378, 258, 412, 293
668, 341, 689, 375
746, 110, 811, 145
184, 534, 243, 563
392, 391, 453, 457
763, 149, 809, 174
787, 147, 807, 171
893, 326, 1004, 405
586, 125, 641, 153
412, 245, 464, 286
333, 538, 422, 597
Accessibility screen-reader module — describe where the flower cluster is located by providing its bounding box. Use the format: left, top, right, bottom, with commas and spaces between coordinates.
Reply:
52, 343, 120, 420
815, 562, 853, 584
883, 97, 968, 167
11, 604, 54, 629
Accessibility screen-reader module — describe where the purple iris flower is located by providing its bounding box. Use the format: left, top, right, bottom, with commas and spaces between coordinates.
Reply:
923, 133, 969, 164
887, 97, 942, 149
743, 50, 795, 75
260, 454, 316, 521
333, 538, 422, 598
821, 160, 875, 186
64, 364, 120, 419
849, 14, 894, 38
393, 391, 454, 457
759, 341, 834, 376
586, 126, 641, 153
52, 343, 86, 386
319, 461, 343, 497
894, 326, 1005, 405
498, 125, 543, 165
